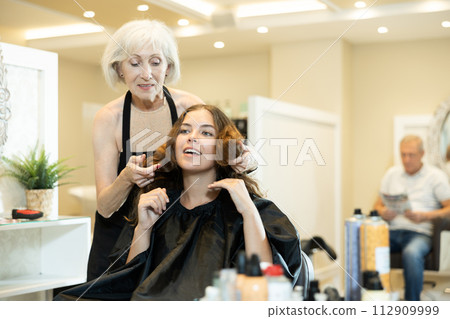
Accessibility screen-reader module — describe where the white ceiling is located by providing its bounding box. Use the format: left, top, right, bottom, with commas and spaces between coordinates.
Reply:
1, 0, 450, 65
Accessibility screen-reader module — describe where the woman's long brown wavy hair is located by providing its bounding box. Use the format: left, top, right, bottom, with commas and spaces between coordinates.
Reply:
127, 104, 263, 225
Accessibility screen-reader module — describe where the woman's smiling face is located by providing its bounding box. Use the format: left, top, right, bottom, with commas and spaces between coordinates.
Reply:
175, 109, 218, 172
118, 44, 169, 106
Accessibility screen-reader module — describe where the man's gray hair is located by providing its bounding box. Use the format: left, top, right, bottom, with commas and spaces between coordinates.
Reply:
400, 135, 424, 152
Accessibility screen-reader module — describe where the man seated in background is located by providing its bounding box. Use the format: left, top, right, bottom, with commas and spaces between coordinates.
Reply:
374, 135, 450, 301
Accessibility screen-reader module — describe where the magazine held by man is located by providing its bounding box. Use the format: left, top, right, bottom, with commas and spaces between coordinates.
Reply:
380, 193, 412, 214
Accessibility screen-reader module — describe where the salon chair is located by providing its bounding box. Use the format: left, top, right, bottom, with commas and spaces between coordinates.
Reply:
295, 250, 314, 299
301, 236, 337, 261
390, 217, 450, 271
297, 237, 337, 299
390, 217, 450, 300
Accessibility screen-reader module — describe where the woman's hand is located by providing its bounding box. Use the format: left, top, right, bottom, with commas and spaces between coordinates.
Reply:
137, 188, 169, 230
229, 141, 257, 174
209, 178, 273, 263
208, 178, 256, 216
127, 188, 168, 263
125, 154, 160, 188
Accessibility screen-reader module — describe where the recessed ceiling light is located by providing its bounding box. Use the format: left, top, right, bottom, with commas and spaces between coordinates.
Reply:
137, 4, 149, 12
257, 26, 269, 34
178, 19, 190, 26
214, 41, 225, 49
25, 23, 103, 40
236, 0, 326, 18
377, 26, 388, 34
354, 1, 366, 9
442, 21, 450, 28
83, 11, 95, 18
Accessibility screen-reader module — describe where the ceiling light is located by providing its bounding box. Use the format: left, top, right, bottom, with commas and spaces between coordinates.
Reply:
377, 26, 388, 34
354, 1, 366, 9
442, 21, 450, 28
257, 26, 269, 34
236, 0, 326, 18
214, 41, 225, 49
178, 19, 190, 26
421, 0, 449, 12
169, 0, 215, 16
25, 23, 104, 40
83, 11, 95, 18
137, 4, 149, 12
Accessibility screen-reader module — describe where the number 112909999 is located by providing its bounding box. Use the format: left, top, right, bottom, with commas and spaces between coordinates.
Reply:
372, 305, 439, 316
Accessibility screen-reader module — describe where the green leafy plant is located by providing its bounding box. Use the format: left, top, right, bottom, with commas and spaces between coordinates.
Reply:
1, 143, 78, 189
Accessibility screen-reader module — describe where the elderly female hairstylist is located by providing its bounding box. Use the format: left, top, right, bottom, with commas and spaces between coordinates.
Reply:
88, 19, 253, 281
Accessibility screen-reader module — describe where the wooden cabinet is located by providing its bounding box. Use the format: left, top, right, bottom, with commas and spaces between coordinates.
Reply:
0, 216, 90, 299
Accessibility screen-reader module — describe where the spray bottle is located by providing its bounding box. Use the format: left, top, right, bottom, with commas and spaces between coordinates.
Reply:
360, 210, 390, 293
344, 208, 365, 300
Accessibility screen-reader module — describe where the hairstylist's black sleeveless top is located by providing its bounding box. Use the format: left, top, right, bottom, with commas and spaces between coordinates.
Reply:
87, 88, 178, 281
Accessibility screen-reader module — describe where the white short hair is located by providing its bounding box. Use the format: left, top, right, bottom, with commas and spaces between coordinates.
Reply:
101, 19, 180, 89
400, 135, 424, 152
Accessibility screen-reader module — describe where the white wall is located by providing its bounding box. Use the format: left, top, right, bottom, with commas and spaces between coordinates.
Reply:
177, 52, 270, 118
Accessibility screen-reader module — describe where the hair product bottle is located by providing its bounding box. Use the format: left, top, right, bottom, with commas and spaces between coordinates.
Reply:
241, 254, 268, 301
291, 285, 304, 301
307, 280, 320, 301
200, 286, 221, 301
360, 210, 391, 292
265, 264, 292, 301
235, 250, 247, 300
344, 208, 365, 301
219, 268, 237, 301
361, 270, 390, 301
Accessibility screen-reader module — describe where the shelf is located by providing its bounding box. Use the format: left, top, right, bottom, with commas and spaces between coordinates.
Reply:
0, 274, 86, 298
0, 216, 91, 299
0, 215, 90, 230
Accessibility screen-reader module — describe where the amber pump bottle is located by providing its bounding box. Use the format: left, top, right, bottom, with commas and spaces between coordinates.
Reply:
360, 210, 391, 292
240, 254, 268, 301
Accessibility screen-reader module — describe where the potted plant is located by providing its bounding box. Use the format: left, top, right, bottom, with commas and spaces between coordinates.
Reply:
1, 143, 78, 217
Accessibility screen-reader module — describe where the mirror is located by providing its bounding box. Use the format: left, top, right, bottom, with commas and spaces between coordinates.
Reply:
0, 44, 11, 155
427, 97, 450, 176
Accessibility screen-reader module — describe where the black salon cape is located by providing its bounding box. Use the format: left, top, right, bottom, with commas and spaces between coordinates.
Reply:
55, 190, 302, 301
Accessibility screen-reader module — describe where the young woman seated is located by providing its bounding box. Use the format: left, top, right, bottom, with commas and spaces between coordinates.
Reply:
55, 104, 302, 301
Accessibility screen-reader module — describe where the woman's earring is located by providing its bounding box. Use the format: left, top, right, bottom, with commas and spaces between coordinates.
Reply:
120, 73, 124, 77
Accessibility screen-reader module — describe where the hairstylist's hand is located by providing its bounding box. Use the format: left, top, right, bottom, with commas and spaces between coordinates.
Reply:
208, 178, 256, 216
229, 141, 257, 174
125, 154, 160, 188
137, 188, 169, 230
